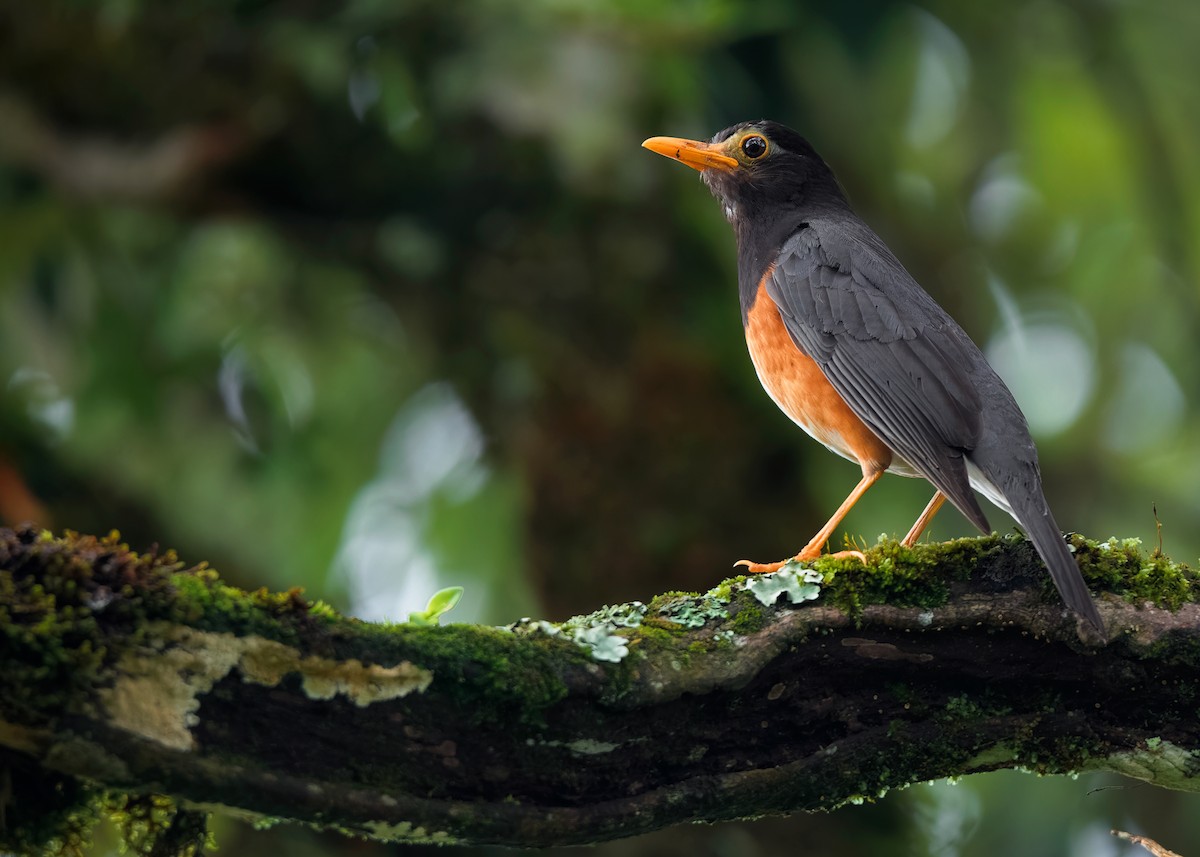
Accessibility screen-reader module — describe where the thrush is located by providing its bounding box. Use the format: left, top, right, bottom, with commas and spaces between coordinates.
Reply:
643, 121, 1103, 631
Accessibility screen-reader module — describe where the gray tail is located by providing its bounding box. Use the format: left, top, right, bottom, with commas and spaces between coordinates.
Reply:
1011, 495, 1103, 631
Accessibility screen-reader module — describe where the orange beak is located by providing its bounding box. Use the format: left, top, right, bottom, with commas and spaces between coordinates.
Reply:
641, 136, 738, 172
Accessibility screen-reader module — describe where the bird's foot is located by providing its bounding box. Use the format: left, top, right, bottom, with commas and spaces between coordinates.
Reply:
732, 558, 789, 574
734, 548, 867, 574
826, 548, 868, 564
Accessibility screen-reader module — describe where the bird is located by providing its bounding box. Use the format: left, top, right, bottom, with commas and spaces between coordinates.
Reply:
642, 120, 1103, 631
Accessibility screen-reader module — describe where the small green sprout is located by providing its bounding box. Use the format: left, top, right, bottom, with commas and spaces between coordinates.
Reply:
408, 586, 464, 626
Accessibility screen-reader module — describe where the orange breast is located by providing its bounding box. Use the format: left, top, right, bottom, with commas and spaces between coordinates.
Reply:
745, 280, 893, 474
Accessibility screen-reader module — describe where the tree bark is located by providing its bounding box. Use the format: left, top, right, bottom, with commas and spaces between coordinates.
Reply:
1, 526, 1197, 852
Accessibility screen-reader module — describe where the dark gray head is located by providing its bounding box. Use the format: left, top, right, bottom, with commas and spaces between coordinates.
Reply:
643, 120, 849, 227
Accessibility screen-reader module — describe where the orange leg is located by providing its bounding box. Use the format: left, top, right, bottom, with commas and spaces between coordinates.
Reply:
736, 470, 884, 573
901, 491, 947, 548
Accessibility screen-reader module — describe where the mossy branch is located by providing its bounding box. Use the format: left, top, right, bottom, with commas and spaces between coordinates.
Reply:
1, 526, 1198, 853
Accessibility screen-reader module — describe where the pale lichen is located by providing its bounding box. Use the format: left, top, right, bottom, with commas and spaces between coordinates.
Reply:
1090, 740, 1200, 791
554, 601, 648, 662
570, 624, 629, 663
745, 565, 823, 607
656, 594, 729, 628
565, 739, 620, 755
963, 744, 1018, 769
563, 601, 648, 631
241, 643, 431, 705
363, 820, 456, 844
100, 625, 432, 751
509, 609, 638, 662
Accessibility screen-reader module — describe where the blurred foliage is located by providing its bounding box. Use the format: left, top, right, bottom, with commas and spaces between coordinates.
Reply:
2, 0, 1200, 854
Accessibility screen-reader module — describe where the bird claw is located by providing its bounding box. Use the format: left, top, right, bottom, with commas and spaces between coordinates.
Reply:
734, 549, 867, 575
733, 558, 786, 575
829, 549, 868, 564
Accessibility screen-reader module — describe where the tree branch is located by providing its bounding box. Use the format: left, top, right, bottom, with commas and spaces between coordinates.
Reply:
1, 526, 1197, 852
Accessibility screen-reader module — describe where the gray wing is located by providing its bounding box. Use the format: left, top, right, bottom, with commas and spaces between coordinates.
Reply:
765, 219, 990, 533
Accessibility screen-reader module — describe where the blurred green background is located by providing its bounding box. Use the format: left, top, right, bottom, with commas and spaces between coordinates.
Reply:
2, 1, 1199, 855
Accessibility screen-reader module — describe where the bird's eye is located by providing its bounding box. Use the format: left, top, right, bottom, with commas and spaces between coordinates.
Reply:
741, 135, 768, 159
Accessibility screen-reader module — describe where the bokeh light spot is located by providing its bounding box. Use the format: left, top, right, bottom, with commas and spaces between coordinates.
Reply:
1101, 343, 1185, 454
986, 316, 1095, 438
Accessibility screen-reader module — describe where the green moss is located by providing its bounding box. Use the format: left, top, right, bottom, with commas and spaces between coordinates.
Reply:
166, 572, 310, 643
0, 749, 104, 857
0, 534, 115, 724
706, 576, 747, 602
105, 794, 211, 857
354, 622, 575, 725
0, 762, 206, 857
1069, 535, 1196, 609
307, 600, 341, 623
803, 539, 960, 619
706, 532, 1197, 623
730, 601, 767, 635
939, 693, 1016, 724
653, 589, 701, 600
942, 695, 985, 721
826, 694, 1105, 812
628, 623, 683, 651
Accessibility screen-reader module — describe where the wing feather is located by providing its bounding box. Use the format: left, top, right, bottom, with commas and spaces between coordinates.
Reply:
765, 218, 989, 532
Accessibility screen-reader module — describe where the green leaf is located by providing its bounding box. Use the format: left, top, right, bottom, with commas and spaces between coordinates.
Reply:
424, 586, 464, 618
408, 586, 465, 626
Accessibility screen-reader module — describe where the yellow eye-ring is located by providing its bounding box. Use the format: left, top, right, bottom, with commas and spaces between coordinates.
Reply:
741, 135, 768, 159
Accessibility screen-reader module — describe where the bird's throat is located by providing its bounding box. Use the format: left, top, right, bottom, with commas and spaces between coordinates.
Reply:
736, 217, 801, 323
